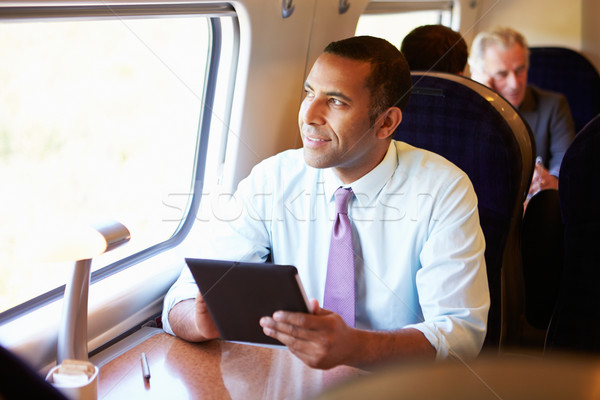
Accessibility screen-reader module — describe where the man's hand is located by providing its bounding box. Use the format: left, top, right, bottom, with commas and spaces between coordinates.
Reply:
528, 162, 559, 197
168, 295, 220, 342
260, 299, 435, 370
260, 299, 357, 369
470, 70, 494, 89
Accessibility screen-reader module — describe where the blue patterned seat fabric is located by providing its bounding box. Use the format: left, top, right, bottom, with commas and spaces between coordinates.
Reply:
547, 113, 600, 352
521, 189, 563, 331
528, 47, 600, 133
395, 72, 533, 348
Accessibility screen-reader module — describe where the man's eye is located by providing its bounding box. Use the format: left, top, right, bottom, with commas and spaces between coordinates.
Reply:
330, 98, 345, 106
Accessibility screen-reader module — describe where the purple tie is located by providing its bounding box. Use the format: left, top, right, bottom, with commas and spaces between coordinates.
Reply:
324, 187, 355, 327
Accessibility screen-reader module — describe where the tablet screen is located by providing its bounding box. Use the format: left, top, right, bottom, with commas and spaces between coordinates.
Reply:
185, 258, 311, 346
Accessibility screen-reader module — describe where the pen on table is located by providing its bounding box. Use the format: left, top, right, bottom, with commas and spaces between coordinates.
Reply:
141, 352, 151, 381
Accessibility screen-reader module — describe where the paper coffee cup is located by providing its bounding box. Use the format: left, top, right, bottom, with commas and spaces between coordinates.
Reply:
46, 359, 99, 400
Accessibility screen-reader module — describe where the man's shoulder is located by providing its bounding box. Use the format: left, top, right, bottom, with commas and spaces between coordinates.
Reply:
528, 85, 569, 107
247, 147, 314, 183
388, 140, 476, 207
391, 140, 466, 178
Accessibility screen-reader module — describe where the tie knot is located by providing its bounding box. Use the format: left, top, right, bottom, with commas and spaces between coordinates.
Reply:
334, 187, 353, 215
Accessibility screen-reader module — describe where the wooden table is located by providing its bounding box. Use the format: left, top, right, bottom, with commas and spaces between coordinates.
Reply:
98, 333, 366, 399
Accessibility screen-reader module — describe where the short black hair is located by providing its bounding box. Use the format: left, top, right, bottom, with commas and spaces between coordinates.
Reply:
324, 36, 412, 122
401, 25, 468, 74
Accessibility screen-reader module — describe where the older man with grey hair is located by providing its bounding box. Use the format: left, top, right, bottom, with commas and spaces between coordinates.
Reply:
469, 27, 575, 196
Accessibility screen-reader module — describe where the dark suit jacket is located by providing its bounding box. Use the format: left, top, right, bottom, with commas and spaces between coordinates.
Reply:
519, 85, 576, 177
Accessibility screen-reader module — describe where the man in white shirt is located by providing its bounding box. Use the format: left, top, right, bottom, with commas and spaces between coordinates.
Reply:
162, 36, 490, 370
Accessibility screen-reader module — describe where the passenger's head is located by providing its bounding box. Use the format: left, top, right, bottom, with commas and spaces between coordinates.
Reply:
400, 24, 468, 75
323, 35, 412, 120
298, 36, 410, 183
468, 27, 529, 107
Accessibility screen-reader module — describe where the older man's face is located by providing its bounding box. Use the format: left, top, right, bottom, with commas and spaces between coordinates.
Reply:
482, 43, 528, 107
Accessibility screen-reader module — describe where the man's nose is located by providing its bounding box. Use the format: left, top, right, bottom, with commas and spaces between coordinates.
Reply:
301, 97, 325, 125
506, 71, 520, 88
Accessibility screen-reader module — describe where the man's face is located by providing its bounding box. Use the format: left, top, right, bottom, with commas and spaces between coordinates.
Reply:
298, 53, 389, 183
482, 43, 528, 107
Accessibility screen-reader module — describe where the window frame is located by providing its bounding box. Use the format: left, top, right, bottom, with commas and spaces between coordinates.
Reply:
355, 1, 458, 52
362, 1, 454, 15
0, 1, 237, 325
359, 0, 456, 31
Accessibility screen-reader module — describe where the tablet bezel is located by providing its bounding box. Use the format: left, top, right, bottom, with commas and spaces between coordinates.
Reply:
185, 258, 312, 346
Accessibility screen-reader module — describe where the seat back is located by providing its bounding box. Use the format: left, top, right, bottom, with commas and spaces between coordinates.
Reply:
395, 72, 535, 350
521, 189, 563, 331
528, 47, 600, 132
546, 113, 600, 352
0, 345, 68, 399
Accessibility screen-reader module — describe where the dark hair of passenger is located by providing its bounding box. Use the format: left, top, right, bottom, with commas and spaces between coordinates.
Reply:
324, 35, 412, 122
400, 25, 468, 75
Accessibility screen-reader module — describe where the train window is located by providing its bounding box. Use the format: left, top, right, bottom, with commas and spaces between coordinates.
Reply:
356, 1, 454, 46
0, 4, 237, 318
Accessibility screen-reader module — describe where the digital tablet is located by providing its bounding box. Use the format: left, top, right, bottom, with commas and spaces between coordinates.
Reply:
185, 258, 312, 346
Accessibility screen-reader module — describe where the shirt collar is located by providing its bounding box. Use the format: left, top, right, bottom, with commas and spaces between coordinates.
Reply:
323, 141, 398, 207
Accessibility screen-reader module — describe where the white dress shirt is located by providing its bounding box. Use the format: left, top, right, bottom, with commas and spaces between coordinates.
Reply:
162, 140, 490, 359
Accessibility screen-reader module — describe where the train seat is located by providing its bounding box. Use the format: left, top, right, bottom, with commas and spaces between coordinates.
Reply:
0, 345, 68, 399
546, 113, 600, 353
528, 47, 600, 133
521, 188, 563, 332
394, 72, 535, 350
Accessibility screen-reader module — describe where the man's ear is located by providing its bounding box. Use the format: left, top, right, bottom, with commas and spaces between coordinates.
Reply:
375, 107, 402, 140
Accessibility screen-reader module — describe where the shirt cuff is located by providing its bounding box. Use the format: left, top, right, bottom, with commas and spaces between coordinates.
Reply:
161, 273, 199, 335
404, 323, 448, 360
